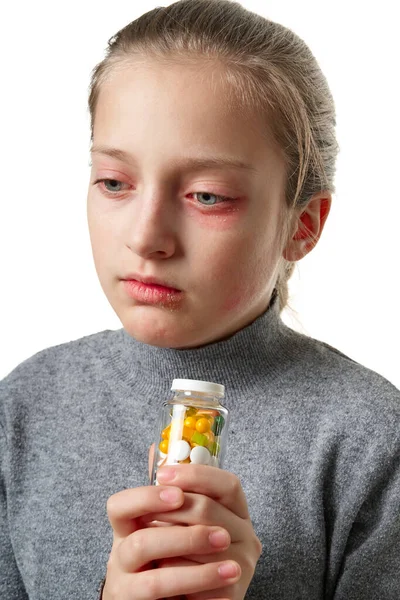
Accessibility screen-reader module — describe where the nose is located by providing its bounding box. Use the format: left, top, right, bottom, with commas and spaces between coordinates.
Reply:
125, 187, 177, 259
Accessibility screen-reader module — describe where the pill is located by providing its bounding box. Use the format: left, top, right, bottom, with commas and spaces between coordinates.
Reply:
191, 431, 208, 446
184, 416, 197, 429
170, 439, 191, 461
190, 445, 211, 465
211, 415, 225, 435
159, 439, 169, 453
195, 418, 211, 433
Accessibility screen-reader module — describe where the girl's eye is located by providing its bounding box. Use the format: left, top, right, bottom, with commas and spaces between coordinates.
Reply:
93, 179, 234, 206
191, 192, 232, 206
93, 179, 129, 195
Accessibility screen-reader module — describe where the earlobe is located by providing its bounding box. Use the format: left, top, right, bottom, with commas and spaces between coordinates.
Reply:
282, 194, 331, 261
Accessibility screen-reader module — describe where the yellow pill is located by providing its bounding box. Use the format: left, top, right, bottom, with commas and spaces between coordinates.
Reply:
182, 426, 195, 441
184, 417, 197, 429
161, 426, 171, 440
203, 430, 215, 443
195, 418, 211, 433
197, 413, 214, 423
159, 439, 169, 453
179, 457, 191, 464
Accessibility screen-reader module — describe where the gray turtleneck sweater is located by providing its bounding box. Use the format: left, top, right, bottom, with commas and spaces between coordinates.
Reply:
1, 293, 400, 599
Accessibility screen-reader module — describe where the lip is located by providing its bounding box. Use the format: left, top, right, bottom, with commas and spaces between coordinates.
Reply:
121, 277, 183, 306
121, 273, 181, 291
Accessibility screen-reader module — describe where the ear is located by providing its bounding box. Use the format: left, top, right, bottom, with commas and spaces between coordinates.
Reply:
282, 193, 331, 261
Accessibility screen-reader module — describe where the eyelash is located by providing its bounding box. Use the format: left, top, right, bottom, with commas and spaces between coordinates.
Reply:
92, 178, 234, 207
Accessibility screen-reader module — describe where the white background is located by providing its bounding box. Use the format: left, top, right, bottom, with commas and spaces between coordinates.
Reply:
1, 1, 399, 388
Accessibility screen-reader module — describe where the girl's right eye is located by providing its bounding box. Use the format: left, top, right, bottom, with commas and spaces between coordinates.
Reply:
93, 178, 129, 196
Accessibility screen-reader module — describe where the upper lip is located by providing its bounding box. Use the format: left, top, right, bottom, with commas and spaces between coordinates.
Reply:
122, 273, 181, 291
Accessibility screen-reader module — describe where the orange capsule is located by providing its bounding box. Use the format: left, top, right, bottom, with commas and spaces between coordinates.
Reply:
182, 426, 195, 442
185, 407, 197, 417
184, 416, 197, 429
197, 413, 214, 427
195, 418, 211, 433
159, 439, 169, 454
203, 430, 215, 443
161, 426, 171, 440
197, 409, 219, 417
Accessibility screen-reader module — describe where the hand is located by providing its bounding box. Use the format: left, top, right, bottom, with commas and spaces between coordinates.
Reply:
102, 483, 242, 599
142, 445, 263, 600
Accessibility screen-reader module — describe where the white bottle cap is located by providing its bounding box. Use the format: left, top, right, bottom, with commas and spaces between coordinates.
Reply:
171, 379, 225, 397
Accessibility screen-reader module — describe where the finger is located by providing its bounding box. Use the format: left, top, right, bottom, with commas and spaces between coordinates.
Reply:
148, 443, 155, 480
117, 524, 231, 572
156, 464, 250, 519
153, 559, 189, 600
107, 486, 184, 540
157, 556, 198, 569
118, 559, 241, 599
157, 557, 241, 600
157, 549, 235, 570
141, 492, 249, 543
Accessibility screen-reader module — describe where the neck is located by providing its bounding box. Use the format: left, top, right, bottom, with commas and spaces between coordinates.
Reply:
104, 290, 294, 395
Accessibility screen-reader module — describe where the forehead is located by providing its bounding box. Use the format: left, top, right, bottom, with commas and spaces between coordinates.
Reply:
93, 58, 285, 180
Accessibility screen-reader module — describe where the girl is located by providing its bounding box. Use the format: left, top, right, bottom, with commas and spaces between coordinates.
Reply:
1, 1, 399, 599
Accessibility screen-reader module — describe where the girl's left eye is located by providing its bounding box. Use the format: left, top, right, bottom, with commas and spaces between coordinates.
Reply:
93, 179, 234, 205
189, 192, 232, 206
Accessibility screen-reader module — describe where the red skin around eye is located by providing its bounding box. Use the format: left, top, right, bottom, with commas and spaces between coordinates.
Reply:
186, 196, 247, 230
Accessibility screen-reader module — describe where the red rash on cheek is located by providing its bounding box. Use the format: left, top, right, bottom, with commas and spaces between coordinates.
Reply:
222, 293, 244, 312
221, 277, 260, 312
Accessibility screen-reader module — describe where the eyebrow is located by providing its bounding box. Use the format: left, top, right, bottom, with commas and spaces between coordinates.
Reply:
90, 145, 258, 173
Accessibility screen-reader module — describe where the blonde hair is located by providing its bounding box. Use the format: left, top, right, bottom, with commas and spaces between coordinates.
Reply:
87, 0, 339, 311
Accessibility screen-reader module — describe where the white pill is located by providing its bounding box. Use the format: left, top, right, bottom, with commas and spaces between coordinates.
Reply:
190, 445, 211, 465
170, 440, 191, 461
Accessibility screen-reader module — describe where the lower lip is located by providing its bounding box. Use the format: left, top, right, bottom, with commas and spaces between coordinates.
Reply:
122, 280, 183, 305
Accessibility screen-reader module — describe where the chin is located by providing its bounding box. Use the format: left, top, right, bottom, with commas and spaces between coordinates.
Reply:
119, 306, 198, 348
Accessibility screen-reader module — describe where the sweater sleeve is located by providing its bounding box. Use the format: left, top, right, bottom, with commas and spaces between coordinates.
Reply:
0, 426, 29, 599
333, 430, 400, 599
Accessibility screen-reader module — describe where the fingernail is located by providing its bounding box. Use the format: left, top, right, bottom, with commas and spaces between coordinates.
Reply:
218, 561, 240, 579
157, 468, 176, 482
209, 529, 230, 548
159, 487, 181, 503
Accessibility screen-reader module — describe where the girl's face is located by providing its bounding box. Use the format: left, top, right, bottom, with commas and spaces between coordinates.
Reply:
87, 59, 289, 348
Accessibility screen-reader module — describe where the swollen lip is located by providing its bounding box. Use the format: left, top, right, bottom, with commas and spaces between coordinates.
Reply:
122, 279, 183, 307
127, 279, 180, 292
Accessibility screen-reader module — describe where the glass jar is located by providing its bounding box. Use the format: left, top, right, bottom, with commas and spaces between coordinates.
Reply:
150, 379, 229, 485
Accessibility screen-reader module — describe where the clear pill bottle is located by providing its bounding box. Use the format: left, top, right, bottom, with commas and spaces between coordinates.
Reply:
150, 379, 229, 485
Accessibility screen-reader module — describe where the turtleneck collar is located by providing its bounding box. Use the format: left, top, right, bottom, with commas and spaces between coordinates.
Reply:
106, 289, 293, 394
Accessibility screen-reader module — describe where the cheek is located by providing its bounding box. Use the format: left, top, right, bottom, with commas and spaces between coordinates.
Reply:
221, 287, 248, 312
199, 238, 261, 312
87, 211, 116, 274
207, 232, 280, 314
220, 278, 260, 312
